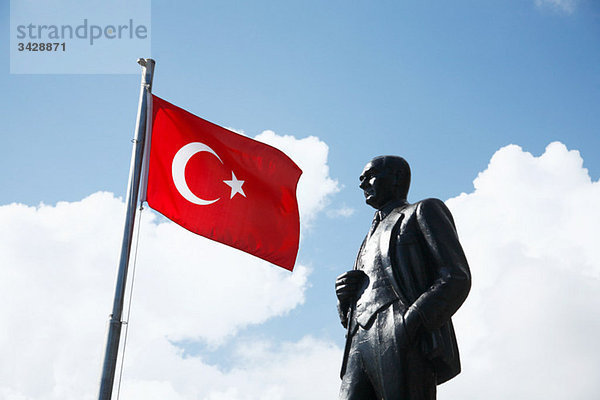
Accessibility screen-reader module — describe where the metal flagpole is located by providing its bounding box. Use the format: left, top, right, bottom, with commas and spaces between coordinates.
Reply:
98, 58, 155, 400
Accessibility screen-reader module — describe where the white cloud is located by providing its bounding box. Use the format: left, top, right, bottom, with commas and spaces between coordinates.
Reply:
0, 132, 341, 399
441, 142, 600, 398
327, 206, 356, 218
1, 192, 312, 400
535, 0, 578, 13
120, 336, 341, 400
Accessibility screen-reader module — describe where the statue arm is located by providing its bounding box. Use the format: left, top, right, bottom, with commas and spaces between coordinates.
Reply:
407, 198, 471, 332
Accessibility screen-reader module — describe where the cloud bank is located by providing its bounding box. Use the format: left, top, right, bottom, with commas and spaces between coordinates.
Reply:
1, 140, 598, 399
441, 142, 600, 399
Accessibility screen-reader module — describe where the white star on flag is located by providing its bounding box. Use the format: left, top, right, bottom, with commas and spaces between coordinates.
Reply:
223, 171, 246, 199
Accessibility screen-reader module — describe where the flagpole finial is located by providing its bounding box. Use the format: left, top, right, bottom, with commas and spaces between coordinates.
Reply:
137, 58, 155, 67
137, 59, 156, 91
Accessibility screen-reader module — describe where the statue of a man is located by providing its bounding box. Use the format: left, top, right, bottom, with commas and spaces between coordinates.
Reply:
336, 156, 471, 399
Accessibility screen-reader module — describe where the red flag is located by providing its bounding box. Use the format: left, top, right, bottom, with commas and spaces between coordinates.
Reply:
145, 95, 302, 271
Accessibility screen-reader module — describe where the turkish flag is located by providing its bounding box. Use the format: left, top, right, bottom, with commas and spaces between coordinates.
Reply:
145, 95, 302, 271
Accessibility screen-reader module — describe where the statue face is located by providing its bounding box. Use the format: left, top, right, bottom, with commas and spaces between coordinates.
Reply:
359, 158, 397, 210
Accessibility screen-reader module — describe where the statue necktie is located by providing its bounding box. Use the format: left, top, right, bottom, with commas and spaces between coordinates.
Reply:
368, 211, 382, 238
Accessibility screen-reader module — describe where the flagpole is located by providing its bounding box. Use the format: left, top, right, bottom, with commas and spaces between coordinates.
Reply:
98, 58, 155, 400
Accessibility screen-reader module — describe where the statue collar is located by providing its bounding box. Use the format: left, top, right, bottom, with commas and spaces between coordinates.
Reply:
376, 199, 409, 221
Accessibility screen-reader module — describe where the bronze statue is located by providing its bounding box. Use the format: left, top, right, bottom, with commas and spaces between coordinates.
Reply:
335, 156, 471, 399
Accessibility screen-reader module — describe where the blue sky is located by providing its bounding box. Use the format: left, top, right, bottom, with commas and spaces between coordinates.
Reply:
1, 1, 599, 399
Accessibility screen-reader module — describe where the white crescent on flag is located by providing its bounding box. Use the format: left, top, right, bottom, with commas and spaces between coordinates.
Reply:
171, 142, 223, 205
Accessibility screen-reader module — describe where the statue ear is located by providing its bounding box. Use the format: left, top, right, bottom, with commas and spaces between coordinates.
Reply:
392, 169, 410, 199
388, 175, 401, 197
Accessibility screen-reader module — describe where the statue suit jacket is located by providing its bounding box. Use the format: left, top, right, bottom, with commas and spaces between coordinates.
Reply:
347, 198, 471, 384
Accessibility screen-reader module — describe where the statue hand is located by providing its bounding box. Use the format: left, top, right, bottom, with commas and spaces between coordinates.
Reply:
335, 270, 367, 327
335, 270, 368, 303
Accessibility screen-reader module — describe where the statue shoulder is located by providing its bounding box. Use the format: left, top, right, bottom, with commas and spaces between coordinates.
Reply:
415, 198, 455, 225
388, 199, 453, 227
398, 198, 447, 214
416, 197, 447, 209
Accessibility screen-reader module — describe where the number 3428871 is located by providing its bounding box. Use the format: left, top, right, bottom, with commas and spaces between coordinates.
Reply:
18, 42, 66, 51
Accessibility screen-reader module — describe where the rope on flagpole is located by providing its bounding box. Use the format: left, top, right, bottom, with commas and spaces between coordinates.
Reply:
114, 203, 145, 400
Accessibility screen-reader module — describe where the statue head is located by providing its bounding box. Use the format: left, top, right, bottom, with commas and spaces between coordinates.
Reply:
359, 156, 411, 210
